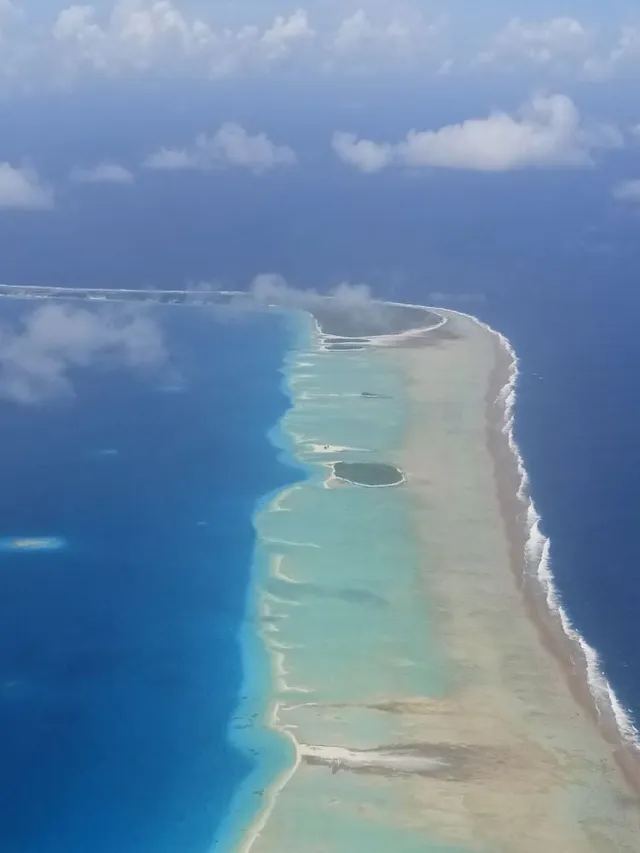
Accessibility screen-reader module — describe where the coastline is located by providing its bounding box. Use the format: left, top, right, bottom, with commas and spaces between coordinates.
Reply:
392, 308, 640, 849
481, 316, 640, 789
212, 312, 312, 853
228, 303, 640, 853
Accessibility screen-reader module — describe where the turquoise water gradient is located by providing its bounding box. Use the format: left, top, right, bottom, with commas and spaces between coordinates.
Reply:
222, 311, 465, 853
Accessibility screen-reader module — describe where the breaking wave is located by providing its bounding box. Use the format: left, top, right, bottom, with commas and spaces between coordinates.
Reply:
491, 320, 640, 749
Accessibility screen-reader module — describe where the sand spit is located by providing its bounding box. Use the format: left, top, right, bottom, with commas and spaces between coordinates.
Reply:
237, 308, 640, 853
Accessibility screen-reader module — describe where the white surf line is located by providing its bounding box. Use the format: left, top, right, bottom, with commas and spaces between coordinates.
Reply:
238, 705, 302, 853
285, 428, 317, 446
288, 373, 316, 383
299, 391, 365, 399
277, 700, 320, 712
261, 537, 320, 549
268, 640, 304, 651
445, 305, 640, 750
263, 591, 301, 607
273, 652, 314, 696
268, 485, 302, 513
319, 343, 367, 352
311, 303, 448, 349
269, 555, 301, 585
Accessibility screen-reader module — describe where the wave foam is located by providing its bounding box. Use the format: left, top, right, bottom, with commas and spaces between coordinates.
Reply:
462, 310, 640, 751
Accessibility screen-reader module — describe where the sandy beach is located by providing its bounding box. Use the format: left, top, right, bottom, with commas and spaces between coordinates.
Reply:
236, 308, 640, 853
384, 311, 640, 851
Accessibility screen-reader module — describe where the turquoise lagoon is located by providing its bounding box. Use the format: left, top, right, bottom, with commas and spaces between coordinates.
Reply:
222, 311, 471, 853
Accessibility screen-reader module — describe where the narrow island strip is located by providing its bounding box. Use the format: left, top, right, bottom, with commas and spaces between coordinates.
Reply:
228, 300, 640, 853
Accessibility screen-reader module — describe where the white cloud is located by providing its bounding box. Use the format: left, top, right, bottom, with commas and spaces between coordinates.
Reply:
481, 17, 589, 67
327, 8, 445, 73
143, 146, 192, 170
206, 10, 316, 79
144, 122, 296, 173
583, 25, 640, 80
261, 9, 314, 59
70, 161, 134, 184
0, 3, 638, 86
244, 274, 395, 332
613, 179, 640, 201
248, 273, 373, 307
332, 131, 393, 173
334, 10, 410, 53
0, 303, 168, 404
333, 94, 622, 173
52, 0, 214, 74
48, 2, 316, 80
0, 163, 53, 209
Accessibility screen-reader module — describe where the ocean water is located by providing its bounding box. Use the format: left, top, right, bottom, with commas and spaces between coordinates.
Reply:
0, 84, 638, 759
0, 303, 297, 853
467, 293, 640, 740
1, 74, 640, 842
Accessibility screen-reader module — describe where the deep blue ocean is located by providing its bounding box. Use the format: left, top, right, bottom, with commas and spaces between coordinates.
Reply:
0, 305, 295, 853
0, 78, 640, 849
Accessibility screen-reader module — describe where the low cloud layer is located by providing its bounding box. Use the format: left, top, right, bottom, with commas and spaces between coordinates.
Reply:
248, 274, 374, 310
144, 122, 297, 173
0, 163, 53, 209
1, 4, 640, 89
333, 94, 622, 173
479, 17, 590, 69
70, 162, 134, 184
237, 274, 400, 334
0, 303, 168, 403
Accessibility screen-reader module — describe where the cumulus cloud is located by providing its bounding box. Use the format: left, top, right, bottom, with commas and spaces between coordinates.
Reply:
334, 9, 412, 54
143, 147, 192, 170
52, 0, 214, 74
480, 17, 589, 67
144, 122, 296, 173
326, 8, 446, 74
260, 9, 314, 60
583, 25, 640, 80
613, 179, 640, 202
196, 273, 388, 327
0, 3, 452, 87
333, 94, 622, 173
0, 163, 53, 209
0, 303, 168, 404
47, 1, 315, 80
0, 3, 637, 86
331, 132, 393, 173
70, 161, 134, 184
242, 273, 399, 333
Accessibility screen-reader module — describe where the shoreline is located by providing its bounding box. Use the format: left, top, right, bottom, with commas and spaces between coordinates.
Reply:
231, 302, 640, 853
212, 314, 315, 853
480, 314, 640, 792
